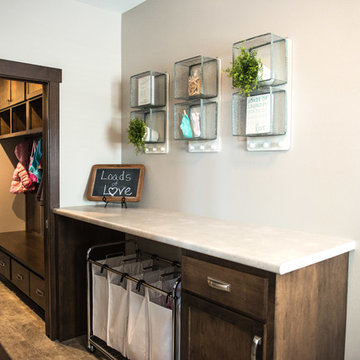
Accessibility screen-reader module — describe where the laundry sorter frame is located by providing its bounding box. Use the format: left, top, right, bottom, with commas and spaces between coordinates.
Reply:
86, 241, 181, 360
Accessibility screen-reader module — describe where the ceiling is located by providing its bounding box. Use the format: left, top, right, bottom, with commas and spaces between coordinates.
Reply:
75, 0, 146, 13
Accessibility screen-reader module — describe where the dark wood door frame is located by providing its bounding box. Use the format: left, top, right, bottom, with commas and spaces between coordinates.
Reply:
0, 59, 62, 340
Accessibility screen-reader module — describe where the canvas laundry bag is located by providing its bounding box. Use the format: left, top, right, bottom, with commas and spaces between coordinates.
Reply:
149, 274, 181, 360
127, 286, 150, 360
92, 254, 139, 342
107, 258, 154, 355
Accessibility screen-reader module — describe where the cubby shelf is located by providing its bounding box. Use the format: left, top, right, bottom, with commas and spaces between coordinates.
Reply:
0, 95, 43, 140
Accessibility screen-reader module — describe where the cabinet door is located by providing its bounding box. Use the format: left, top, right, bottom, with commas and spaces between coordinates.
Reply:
0, 79, 11, 110
181, 291, 265, 360
10, 80, 25, 105
26, 82, 43, 99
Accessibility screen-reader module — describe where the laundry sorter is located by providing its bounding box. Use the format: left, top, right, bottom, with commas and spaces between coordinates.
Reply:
87, 241, 181, 360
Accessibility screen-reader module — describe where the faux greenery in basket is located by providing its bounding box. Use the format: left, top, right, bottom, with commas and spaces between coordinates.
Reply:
127, 117, 147, 154
225, 46, 263, 96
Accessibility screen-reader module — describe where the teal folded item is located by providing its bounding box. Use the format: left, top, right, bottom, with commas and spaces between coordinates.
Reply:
180, 112, 193, 138
29, 138, 42, 182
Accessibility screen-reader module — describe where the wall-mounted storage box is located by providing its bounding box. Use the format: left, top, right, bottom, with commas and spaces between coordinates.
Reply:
174, 99, 217, 141
233, 33, 287, 87
130, 109, 166, 143
130, 71, 166, 108
232, 87, 287, 137
174, 56, 218, 100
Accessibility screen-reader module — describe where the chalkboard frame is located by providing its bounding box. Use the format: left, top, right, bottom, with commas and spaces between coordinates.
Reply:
87, 164, 145, 202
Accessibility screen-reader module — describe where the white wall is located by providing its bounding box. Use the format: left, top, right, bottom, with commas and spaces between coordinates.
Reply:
0, 0, 123, 206
121, 0, 360, 358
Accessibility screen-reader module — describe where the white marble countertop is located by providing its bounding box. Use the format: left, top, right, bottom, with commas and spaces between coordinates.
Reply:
54, 205, 356, 274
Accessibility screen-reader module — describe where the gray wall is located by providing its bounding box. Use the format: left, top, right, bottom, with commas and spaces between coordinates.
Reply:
121, 0, 360, 357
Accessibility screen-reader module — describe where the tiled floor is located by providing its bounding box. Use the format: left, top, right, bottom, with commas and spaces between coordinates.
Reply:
0, 282, 106, 360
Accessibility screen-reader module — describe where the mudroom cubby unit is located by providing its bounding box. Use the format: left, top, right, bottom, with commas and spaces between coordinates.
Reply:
0, 78, 45, 312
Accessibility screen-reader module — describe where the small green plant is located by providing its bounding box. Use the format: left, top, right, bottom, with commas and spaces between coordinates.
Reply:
225, 47, 263, 96
127, 117, 147, 154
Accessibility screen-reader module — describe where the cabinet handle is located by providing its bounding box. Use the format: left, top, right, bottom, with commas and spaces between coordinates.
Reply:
35, 289, 45, 297
16, 273, 24, 281
0, 261, 5, 267
207, 277, 231, 292
251, 335, 262, 360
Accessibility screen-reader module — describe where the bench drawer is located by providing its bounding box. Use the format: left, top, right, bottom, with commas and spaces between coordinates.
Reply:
29, 272, 45, 309
0, 250, 10, 280
11, 259, 30, 295
182, 256, 269, 320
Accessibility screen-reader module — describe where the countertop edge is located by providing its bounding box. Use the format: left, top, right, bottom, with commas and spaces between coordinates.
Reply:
53, 207, 356, 275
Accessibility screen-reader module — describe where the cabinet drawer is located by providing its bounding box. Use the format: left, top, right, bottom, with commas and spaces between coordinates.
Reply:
0, 250, 11, 280
11, 260, 30, 295
29, 272, 45, 309
182, 256, 269, 320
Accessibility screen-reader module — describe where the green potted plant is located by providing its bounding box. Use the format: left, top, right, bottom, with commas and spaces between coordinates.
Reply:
225, 47, 263, 96
127, 117, 147, 154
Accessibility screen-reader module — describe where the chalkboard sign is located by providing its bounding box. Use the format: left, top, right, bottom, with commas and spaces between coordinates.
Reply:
87, 164, 145, 202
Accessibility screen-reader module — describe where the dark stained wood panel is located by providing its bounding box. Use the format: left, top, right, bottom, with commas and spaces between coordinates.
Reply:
182, 255, 269, 321
0, 231, 44, 277
274, 253, 348, 360
55, 215, 126, 341
181, 291, 265, 360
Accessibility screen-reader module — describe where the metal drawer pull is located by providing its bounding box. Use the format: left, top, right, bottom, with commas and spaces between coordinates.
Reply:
16, 273, 24, 281
0, 261, 5, 267
207, 277, 231, 292
251, 335, 262, 360
35, 289, 45, 297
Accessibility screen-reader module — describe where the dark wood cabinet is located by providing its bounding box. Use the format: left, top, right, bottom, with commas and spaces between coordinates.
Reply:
30, 272, 46, 309
11, 259, 30, 295
9, 80, 25, 105
0, 250, 10, 280
182, 251, 348, 360
0, 78, 10, 109
0, 232, 45, 309
182, 291, 264, 360
26, 82, 42, 99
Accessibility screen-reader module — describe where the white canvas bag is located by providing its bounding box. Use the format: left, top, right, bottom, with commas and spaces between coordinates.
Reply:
107, 258, 153, 355
149, 274, 181, 360
92, 254, 139, 342
127, 286, 150, 360
149, 295, 172, 360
